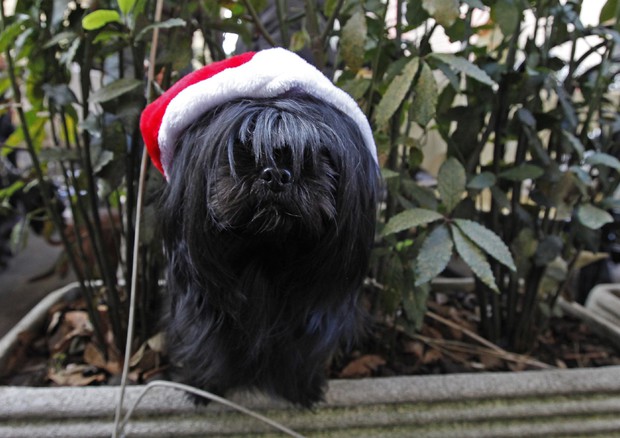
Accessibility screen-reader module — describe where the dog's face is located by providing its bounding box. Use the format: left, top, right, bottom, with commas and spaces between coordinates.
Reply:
166, 91, 377, 245
211, 127, 338, 237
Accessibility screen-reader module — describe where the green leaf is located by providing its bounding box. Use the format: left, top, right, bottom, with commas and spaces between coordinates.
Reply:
561, 130, 584, 159
10, 218, 28, 254
89, 78, 143, 104
82, 10, 121, 31
600, 197, 620, 210
414, 224, 453, 285
340, 10, 367, 73
577, 203, 614, 230
600, 0, 619, 26
512, 228, 537, 274
38, 147, 80, 162
467, 172, 496, 190
93, 29, 128, 45
42, 30, 78, 49
0, 180, 25, 200
118, 0, 137, 15
554, 82, 578, 129
451, 224, 499, 293
4, 111, 46, 153
410, 61, 438, 126
454, 219, 516, 271
136, 18, 187, 41
289, 29, 310, 52
569, 166, 592, 186
381, 168, 399, 179
324, 0, 338, 17
437, 157, 465, 213
375, 57, 419, 128
422, 0, 460, 28
499, 163, 544, 181
462, 0, 485, 9
0, 14, 31, 53
490, 186, 511, 211
585, 152, 620, 172
339, 78, 371, 101
429, 53, 497, 88
402, 283, 430, 331
402, 180, 439, 210
491, 0, 521, 36
516, 107, 536, 127
383, 208, 444, 236
534, 235, 563, 267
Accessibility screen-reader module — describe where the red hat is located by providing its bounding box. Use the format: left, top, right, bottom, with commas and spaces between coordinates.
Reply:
140, 48, 377, 179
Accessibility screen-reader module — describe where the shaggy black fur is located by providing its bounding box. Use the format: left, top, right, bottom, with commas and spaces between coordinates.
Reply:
160, 90, 379, 407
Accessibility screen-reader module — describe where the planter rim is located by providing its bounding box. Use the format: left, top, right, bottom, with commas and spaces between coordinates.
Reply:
1, 365, 620, 420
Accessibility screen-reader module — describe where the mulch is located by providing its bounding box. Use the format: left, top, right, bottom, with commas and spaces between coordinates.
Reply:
1, 286, 619, 387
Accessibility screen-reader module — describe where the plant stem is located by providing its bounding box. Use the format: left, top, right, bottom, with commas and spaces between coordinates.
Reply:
241, 0, 278, 47
274, 0, 289, 47
364, 1, 391, 117
304, 0, 325, 70
320, 0, 345, 44
0, 0, 108, 350
79, 35, 125, 350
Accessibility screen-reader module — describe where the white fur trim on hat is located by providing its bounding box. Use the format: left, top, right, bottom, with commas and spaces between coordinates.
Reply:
158, 48, 377, 178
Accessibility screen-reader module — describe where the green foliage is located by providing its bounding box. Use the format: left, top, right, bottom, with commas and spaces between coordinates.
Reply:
82, 10, 122, 30
451, 224, 499, 293
437, 157, 465, 213
383, 208, 443, 235
375, 57, 420, 128
414, 224, 453, 286
340, 10, 367, 72
369, 0, 620, 351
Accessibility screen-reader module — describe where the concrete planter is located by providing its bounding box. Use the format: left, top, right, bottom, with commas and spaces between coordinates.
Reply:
1, 283, 620, 437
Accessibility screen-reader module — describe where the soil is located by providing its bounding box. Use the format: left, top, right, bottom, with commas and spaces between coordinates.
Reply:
1, 286, 619, 387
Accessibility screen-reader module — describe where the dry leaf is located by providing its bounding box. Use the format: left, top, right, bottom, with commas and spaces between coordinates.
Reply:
479, 353, 503, 369
403, 341, 425, 358
83, 342, 122, 375
48, 364, 105, 386
339, 354, 386, 378
48, 311, 93, 354
422, 348, 442, 364
147, 332, 165, 352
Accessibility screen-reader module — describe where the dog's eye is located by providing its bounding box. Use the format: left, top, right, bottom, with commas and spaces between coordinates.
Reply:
273, 147, 293, 167
232, 141, 255, 166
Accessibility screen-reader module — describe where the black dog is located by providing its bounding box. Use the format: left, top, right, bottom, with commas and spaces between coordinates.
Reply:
140, 48, 380, 407
159, 91, 378, 407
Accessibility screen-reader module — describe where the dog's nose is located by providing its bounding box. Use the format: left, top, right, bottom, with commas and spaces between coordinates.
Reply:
260, 167, 292, 191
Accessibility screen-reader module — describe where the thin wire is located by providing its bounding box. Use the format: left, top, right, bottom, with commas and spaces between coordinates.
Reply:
112, 0, 164, 436
111, 3, 305, 438
119, 380, 306, 438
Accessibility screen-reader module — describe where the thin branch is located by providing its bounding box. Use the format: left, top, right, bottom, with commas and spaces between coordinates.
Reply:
417, 312, 554, 370
426, 311, 504, 354
241, 0, 278, 47
319, 0, 345, 44
112, 0, 163, 434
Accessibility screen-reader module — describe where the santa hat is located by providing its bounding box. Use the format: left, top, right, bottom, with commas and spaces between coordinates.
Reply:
140, 48, 377, 179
